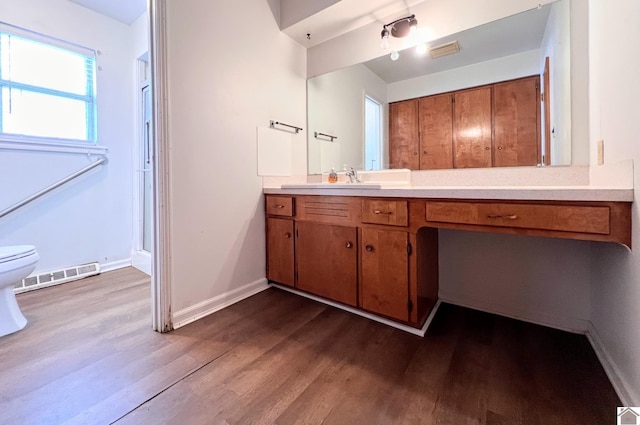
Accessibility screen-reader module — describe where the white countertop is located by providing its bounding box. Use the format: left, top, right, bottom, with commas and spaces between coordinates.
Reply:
263, 185, 634, 202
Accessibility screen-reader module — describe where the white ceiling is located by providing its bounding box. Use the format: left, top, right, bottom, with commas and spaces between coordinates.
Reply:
363, 4, 552, 83
68, 0, 146, 25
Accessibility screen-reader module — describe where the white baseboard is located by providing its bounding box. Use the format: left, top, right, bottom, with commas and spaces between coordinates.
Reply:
100, 258, 132, 273
586, 322, 639, 406
172, 278, 270, 329
131, 251, 151, 276
439, 291, 590, 334
270, 283, 438, 337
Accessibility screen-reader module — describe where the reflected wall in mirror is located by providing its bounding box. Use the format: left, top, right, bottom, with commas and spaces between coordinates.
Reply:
307, 0, 571, 174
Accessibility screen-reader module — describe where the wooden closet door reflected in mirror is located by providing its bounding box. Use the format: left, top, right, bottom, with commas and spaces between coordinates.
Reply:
453, 87, 493, 169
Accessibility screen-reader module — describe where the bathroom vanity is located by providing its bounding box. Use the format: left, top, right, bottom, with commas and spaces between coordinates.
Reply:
264, 186, 632, 331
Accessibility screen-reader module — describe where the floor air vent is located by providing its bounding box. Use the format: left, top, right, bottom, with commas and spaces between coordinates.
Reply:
14, 262, 101, 294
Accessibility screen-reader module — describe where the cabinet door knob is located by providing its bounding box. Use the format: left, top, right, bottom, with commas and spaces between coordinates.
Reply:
498, 146, 504, 150
485, 147, 490, 150
284, 232, 291, 238
274, 204, 285, 209
365, 245, 374, 252
423, 150, 428, 155
346, 241, 353, 248
413, 151, 418, 155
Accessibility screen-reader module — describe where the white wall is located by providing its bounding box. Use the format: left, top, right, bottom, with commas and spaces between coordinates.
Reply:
131, 12, 149, 62
568, 0, 590, 167
308, 64, 387, 174
540, 0, 572, 165
588, 0, 640, 405
0, 0, 137, 274
164, 0, 306, 319
439, 230, 592, 332
388, 49, 540, 102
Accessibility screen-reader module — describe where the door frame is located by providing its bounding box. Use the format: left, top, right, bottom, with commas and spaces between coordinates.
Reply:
148, 0, 172, 332
131, 65, 152, 275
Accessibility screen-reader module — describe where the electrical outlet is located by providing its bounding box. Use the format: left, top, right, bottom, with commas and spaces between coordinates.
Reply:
597, 139, 604, 165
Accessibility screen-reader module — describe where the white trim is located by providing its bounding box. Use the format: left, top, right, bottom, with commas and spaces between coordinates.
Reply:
172, 279, 270, 329
438, 291, 590, 334
0, 20, 95, 57
586, 322, 639, 406
271, 283, 439, 337
100, 258, 133, 273
149, 0, 172, 333
131, 57, 152, 278
0, 139, 108, 155
131, 251, 151, 275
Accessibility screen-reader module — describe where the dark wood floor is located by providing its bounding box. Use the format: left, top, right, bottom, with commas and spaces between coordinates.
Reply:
0, 267, 619, 425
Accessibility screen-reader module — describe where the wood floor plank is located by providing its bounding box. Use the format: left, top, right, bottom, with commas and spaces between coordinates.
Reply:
0, 269, 621, 425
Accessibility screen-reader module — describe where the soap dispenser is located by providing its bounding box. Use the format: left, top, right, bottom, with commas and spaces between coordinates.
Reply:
328, 167, 338, 183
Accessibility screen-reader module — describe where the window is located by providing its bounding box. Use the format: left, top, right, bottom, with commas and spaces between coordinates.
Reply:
0, 23, 97, 143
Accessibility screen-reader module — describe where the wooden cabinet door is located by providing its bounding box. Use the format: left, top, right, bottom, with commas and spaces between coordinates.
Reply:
453, 87, 492, 168
296, 222, 357, 306
389, 99, 419, 170
419, 93, 453, 169
266, 218, 295, 287
360, 229, 409, 322
493, 76, 540, 167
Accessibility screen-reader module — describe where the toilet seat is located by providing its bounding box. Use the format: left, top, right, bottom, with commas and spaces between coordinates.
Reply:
0, 246, 37, 264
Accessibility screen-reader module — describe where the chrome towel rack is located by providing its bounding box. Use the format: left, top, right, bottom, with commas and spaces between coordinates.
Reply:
270, 120, 303, 134
314, 131, 337, 142
0, 156, 108, 220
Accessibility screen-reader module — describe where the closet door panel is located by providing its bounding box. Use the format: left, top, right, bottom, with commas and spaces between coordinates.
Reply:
419, 94, 453, 169
389, 99, 419, 170
494, 76, 540, 167
453, 87, 492, 168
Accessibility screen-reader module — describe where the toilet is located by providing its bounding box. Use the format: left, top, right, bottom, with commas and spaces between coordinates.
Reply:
0, 245, 38, 337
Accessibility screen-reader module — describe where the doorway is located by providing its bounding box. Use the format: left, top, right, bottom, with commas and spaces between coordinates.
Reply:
132, 58, 152, 275
364, 95, 383, 171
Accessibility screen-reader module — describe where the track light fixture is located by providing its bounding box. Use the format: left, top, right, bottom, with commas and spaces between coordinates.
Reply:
380, 14, 418, 50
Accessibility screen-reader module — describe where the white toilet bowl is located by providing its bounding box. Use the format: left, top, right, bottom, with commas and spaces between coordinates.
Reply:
0, 245, 38, 337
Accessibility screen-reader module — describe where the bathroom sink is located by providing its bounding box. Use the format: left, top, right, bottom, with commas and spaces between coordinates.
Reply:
281, 183, 383, 189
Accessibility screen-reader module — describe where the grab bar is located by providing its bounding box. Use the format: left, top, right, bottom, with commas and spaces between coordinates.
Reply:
0, 156, 108, 219
314, 131, 337, 141
269, 120, 303, 134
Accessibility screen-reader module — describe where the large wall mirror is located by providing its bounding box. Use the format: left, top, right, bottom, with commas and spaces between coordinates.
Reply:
307, 0, 572, 174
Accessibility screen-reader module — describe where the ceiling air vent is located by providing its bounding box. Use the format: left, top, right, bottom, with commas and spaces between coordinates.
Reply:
429, 40, 460, 59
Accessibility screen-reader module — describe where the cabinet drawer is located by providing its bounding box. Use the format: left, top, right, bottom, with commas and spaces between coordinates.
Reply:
362, 199, 408, 227
426, 201, 610, 235
266, 196, 294, 217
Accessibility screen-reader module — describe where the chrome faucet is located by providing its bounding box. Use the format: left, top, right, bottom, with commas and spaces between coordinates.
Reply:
345, 166, 361, 183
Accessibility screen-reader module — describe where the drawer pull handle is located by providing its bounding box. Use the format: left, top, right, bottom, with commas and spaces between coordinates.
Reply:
346, 241, 353, 248
284, 232, 291, 238
365, 245, 374, 252
487, 214, 518, 220
274, 205, 285, 209
373, 210, 392, 215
